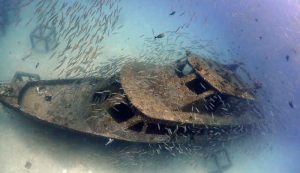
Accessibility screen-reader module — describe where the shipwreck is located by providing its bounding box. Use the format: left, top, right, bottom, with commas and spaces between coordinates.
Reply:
0, 52, 263, 143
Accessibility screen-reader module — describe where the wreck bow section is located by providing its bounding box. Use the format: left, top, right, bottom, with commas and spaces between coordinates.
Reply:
0, 73, 169, 143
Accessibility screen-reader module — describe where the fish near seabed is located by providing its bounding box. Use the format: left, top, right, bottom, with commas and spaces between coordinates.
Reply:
154, 33, 165, 39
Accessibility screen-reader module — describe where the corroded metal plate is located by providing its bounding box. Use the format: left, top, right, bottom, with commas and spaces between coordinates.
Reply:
187, 54, 255, 100
120, 62, 258, 126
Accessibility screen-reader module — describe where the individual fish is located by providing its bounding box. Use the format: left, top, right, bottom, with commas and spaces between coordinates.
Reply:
165, 127, 172, 135
105, 138, 114, 146
285, 55, 289, 61
21, 52, 32, 61
35, 62, 40, 68
200, 83, 206, 89
157, 123, 161, 131
154, 33, 165, 39
24, 161, 32, 169
254, 80, 263, 90
169, 11, 176, 15
175, 26, 181, 33
54, 58, 66, 71
288, 101, 294, 109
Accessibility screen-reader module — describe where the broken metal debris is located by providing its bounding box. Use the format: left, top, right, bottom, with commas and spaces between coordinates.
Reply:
0, 52, 263, 144
30, 24, 58, 52
206, 148, 231, 173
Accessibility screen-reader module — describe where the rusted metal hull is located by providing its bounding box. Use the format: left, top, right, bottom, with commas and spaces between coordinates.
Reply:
0, 53, 263, 144
0, 76, 170, 143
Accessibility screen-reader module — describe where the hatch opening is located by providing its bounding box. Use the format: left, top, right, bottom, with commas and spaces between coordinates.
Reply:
185, 77, 211, 94
108, 102, 135, 123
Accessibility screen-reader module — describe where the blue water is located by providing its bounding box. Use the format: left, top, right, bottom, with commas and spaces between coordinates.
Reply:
0, 0, 300, 172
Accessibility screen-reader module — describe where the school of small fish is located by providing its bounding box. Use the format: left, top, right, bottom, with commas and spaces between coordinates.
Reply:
21, 0, 123, 78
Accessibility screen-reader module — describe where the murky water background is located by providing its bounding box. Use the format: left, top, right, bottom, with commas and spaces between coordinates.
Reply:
1, 0, 300, 172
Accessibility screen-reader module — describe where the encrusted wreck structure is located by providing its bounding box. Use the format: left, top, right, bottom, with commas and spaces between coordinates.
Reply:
0, 52, 263, 144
